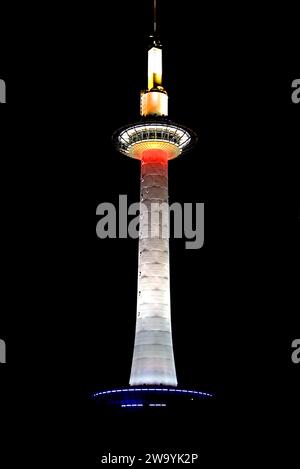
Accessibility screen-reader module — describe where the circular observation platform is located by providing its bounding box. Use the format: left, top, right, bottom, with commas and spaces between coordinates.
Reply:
113, 118, 197, 160
92, 386, 213, 410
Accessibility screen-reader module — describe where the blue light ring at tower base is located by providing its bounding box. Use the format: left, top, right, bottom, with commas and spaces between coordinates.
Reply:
92, 387, 214, 409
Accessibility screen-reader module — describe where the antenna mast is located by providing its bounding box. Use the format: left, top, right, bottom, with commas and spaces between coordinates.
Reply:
153, 0, 157, 35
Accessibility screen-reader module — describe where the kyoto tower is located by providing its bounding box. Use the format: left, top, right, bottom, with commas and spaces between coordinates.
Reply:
113, 0, 197, 387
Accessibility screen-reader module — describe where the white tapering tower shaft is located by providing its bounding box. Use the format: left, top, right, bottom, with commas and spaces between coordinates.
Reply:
130, 149, 177, 386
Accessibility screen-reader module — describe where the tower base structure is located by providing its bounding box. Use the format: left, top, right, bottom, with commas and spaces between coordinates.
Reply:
92, 387, 213, 410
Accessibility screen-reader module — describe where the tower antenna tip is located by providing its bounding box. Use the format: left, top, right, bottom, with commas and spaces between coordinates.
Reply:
154, 0, 157, 34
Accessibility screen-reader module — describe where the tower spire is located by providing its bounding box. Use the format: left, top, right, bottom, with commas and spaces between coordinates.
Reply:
153, 0, 157, 35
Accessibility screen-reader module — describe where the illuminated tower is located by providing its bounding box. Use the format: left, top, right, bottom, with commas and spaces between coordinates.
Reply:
113, 0, 197, 387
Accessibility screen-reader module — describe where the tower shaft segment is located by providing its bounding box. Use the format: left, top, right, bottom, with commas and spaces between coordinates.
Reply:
130, 149, 177, 386
114, 120, 196, 387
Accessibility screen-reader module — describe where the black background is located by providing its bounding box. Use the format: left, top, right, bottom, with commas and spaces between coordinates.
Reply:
0, 0, 299, 466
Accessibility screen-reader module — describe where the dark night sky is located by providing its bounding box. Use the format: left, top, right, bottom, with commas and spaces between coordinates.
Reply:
0, 0, 299, 465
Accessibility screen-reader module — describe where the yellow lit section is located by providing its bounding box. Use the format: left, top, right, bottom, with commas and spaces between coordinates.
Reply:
141, 90, 168, 117
129, 141, 181, 160
148, 47, 162, 89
